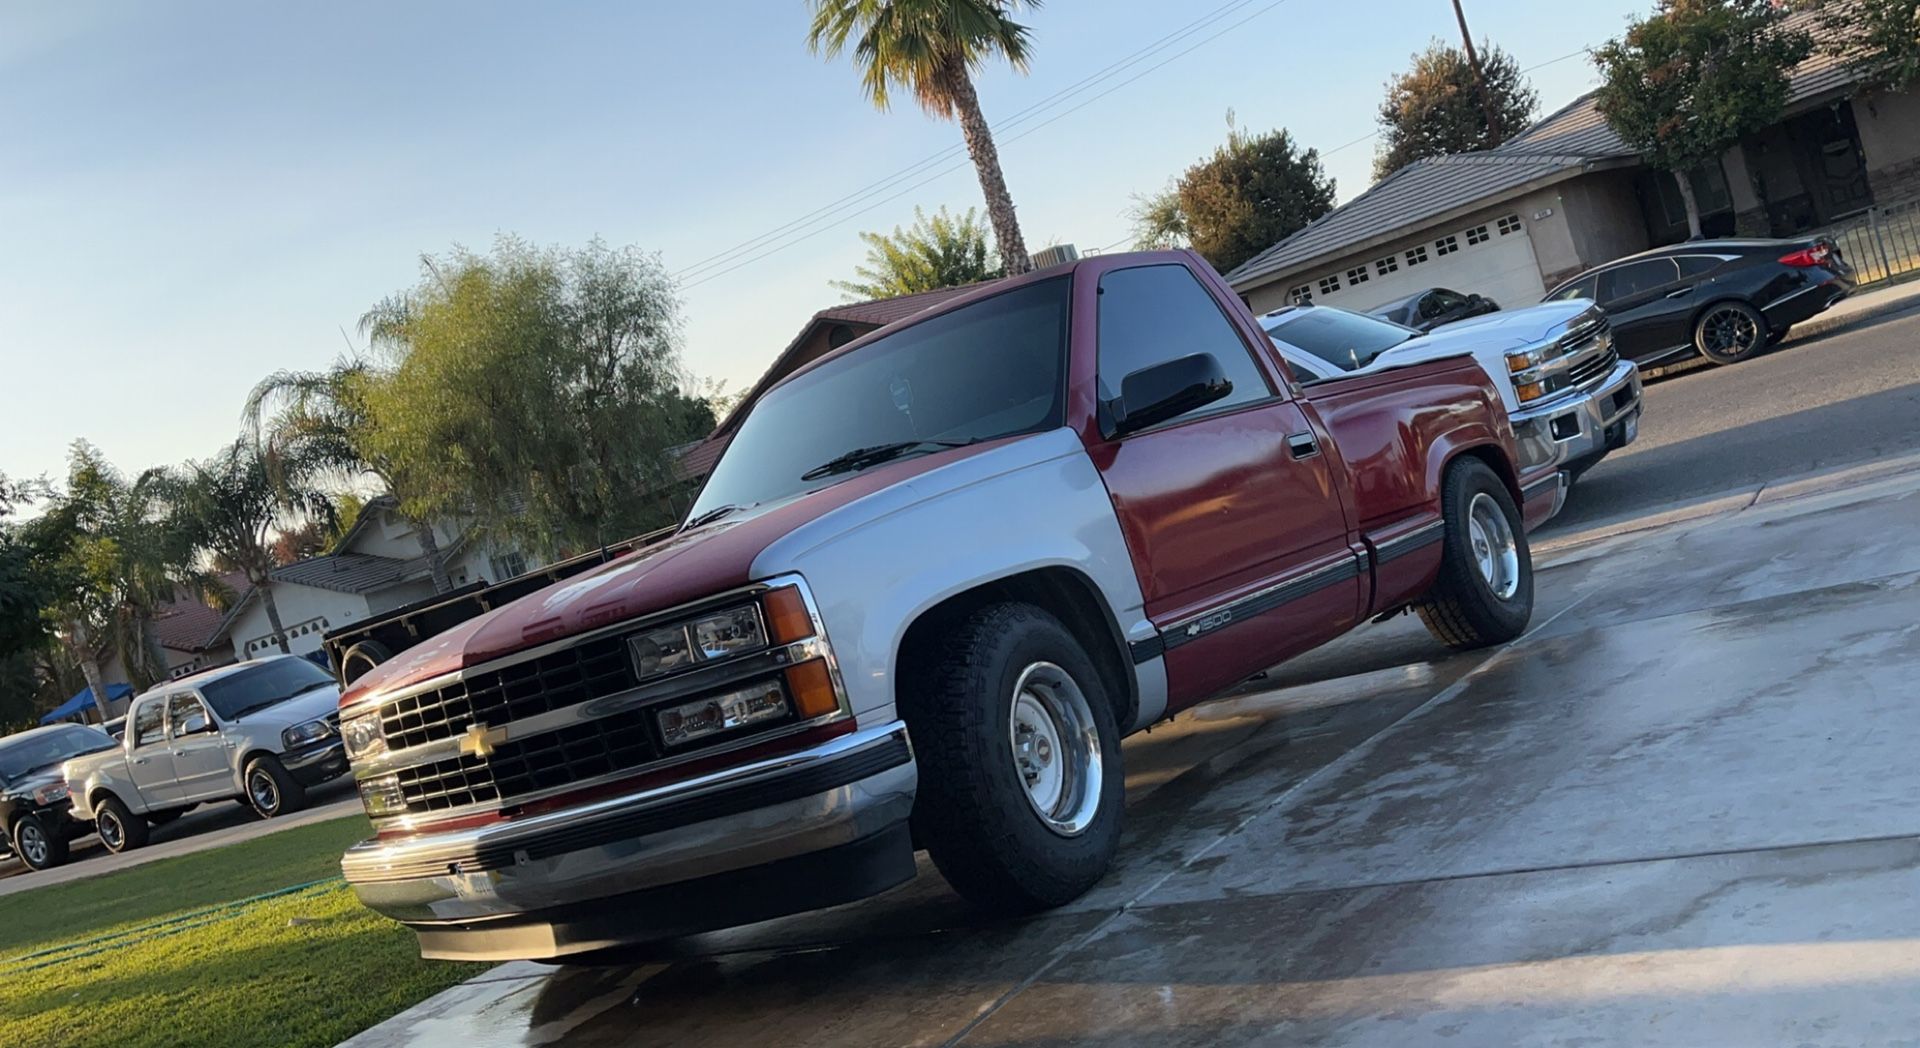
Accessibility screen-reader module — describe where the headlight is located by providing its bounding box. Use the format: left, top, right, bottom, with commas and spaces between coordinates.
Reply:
357, 774, 407, 817
282, 719, 333, 750
626, 604, 767, 680
341, 712, 386, 761
1506, 348, 1543, 374
656, 679, 789, 748
32, 782, 69, 806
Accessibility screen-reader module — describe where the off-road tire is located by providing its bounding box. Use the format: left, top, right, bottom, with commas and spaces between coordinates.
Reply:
244, 756, 308, 819
903, 602, 1124, 913
1416, 459, 1535, 649
11, 813, 70, 871
95, 795, 149, 853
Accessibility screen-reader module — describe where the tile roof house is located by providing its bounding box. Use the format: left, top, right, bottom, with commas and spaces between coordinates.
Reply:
1227, 5, 1920, 314
673, 282, 991, 486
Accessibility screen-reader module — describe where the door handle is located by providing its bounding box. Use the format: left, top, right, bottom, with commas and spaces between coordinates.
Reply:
172, 750, 188, 757
132, 757, 148, 766
1287, 432, 1320, 459
1664, 287, 1691, 299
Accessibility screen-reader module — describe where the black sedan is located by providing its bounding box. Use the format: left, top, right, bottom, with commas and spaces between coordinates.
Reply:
1367, 287, 1500, 332
1544, 237, 1853, 367
0, 723, 116, 871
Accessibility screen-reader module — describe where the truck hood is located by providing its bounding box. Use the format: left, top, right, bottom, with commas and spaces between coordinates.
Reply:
237, 685, 343, 730
2, 766, 66, 801
341, 439, 1022, 706
1379, 299, 1598, 361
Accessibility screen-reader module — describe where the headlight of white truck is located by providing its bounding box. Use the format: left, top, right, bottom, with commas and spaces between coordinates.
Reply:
340, 711, 386, 761
282, 718, 335, 750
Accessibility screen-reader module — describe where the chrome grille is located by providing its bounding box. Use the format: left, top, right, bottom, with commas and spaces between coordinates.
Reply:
392, 702, 668, 814
379, 634, 636, 751
1567, 347, 1619, 388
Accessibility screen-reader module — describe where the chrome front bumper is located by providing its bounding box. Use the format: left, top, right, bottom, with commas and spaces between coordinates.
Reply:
343, 721, 916, 959
1511, 358, 1643, 471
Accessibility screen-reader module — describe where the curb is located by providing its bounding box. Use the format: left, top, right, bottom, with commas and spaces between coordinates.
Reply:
1636, 282, 1920, 382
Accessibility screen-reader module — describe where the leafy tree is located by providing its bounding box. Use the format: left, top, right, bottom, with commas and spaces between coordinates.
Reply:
359, 237, 715, 558
809, 0, 1038, 274
1594, 0, 1813, 238
1375, 39, 1538, 180
168, 441, 337, 657
833, 205, 1002, 300
1126, 184, 1191, 250
1822, 0, 1920, 93
244, 358, 453, 592
0, 473, 53, 660
1174, 117, 1337, 274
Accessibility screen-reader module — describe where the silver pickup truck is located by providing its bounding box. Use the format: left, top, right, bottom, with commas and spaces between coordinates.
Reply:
64, 656, 349, 852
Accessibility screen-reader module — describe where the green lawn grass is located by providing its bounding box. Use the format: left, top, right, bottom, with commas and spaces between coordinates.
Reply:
0, 816, 482, 1048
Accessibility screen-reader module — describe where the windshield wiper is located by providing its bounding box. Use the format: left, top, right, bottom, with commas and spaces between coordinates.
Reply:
683, 503, 747, 530
799, 439, 977, 482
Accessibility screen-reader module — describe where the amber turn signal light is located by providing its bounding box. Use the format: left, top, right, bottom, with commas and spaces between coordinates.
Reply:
763, 585, 814, 645
784, 659, 840, 719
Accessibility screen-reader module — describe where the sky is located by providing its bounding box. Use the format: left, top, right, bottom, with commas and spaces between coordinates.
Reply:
0, 0, 1654, 487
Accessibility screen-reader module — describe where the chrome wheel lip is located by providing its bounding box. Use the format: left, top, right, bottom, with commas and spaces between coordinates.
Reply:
17, 820, 48, 865
98, 811, 123, 849
249, 770, 281, 814
1008, 661, 1103, 837
1466, 492, 1521, 601
1702, 305, 1759, 357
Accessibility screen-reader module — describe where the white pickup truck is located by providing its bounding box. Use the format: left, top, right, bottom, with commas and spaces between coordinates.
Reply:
64, 656, 350, 852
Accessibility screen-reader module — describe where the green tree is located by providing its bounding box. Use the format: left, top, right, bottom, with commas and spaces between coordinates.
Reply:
244, 358, 453, 592
833, 205, 1002, 300
809, 0, 1038, 274
1174, 117, 1337, 275
1822, 0, 1920, 93
1126, 184, 1191, 250
359, 237, 715, 558
1375, 39, 1539, 180
1594, 0, 1813, 238
168, 441, 337, 657
0, 472, 53, 660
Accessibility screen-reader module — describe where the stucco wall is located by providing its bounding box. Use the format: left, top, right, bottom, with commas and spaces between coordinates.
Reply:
230, 583, 370, 662
346, 507, 461, 562
1556, 172, 1651, 283
1855, 87, 1920, 203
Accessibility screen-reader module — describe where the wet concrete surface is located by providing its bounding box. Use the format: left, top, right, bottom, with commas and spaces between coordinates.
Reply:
345, 468, 1920, 1047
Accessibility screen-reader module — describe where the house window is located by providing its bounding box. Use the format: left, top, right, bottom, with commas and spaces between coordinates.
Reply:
1318, 275, 1341, 295
1465, 225, 1489, 245
1345, 266, 1369, 285
1288, 285, 1313, 305
1405, 245, 1429, 266
1375, 256, 1399, 277
1435, 235, 1459, 256
1497, 215, 1522, 235
490, 551, 528, 581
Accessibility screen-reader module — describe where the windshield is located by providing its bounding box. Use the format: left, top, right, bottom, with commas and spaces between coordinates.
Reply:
691, 277, 1071, 516
199, 658, 337, 721
0, 726, 116, 782
1264, 309, 1417, 371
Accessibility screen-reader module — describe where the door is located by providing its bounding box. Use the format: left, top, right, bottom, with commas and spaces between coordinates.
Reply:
1597, 258, 1694, 362
166, 693, 230, 803
1084, 262, 1359, 709
125, 697, 180, 805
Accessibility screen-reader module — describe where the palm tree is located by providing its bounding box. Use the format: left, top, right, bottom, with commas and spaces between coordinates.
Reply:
168, 441, 336, 657
243, 359, 453, 593
808, 0, 1038, 275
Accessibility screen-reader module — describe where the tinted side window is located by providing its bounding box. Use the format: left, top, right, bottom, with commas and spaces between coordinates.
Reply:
1549, 276, 1598, 302
1597, 259, 1680, 302
132, 699, 166, 748
1429, 289, 1471, 312
168, 694, 210, 737
1676, 255, 1723, 279
1097, 265, 1272, 423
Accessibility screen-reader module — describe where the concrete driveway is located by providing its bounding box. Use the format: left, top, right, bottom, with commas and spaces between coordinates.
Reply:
343, 441, 1920, 1045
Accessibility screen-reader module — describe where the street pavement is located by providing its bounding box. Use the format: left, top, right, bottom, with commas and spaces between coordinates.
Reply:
346, 402, 1920, 1038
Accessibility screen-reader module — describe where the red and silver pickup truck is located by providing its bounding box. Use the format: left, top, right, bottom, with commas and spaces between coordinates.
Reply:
338, 251, 1562, 961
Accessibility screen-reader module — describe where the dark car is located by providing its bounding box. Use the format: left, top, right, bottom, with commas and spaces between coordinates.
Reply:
1367, 287, 1500, 332
1543, 238, 1852, 367
0, 724, 117, 871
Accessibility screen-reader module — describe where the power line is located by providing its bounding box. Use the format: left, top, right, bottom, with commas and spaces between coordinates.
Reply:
678, 0, 1299, 290
672, 0, 1284, 283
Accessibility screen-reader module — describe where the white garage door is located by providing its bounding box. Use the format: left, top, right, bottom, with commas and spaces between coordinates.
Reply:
1286, 214, 1546, 314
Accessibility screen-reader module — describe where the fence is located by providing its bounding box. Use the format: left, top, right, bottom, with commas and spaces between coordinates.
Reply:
1822, 198, 1920, 287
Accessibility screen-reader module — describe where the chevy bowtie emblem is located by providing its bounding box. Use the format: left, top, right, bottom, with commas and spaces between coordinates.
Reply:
459, 722, 497, 760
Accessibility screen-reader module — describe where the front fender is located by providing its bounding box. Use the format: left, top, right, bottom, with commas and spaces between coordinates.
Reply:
750, 429, 1162, 729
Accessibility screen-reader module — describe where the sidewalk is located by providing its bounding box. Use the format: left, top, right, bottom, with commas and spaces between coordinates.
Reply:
1781, 275, 1920, 343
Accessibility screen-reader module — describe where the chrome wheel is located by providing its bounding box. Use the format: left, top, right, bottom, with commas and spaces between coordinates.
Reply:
1466, 492, 1520, 600
1008, 662, 1103, 837
1701, 304, 1760, 358
16, 820, 48, 866
97, 810, 123, 850
249, 770, 281, 815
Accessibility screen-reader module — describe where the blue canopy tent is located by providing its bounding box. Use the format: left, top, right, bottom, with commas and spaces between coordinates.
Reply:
40, 683, 134, 725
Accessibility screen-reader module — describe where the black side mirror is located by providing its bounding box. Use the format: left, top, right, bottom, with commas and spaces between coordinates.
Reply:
1112, 353, 1232, 436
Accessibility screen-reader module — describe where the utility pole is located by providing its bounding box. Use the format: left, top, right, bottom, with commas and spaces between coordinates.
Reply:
1451, 0, 1502, 145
